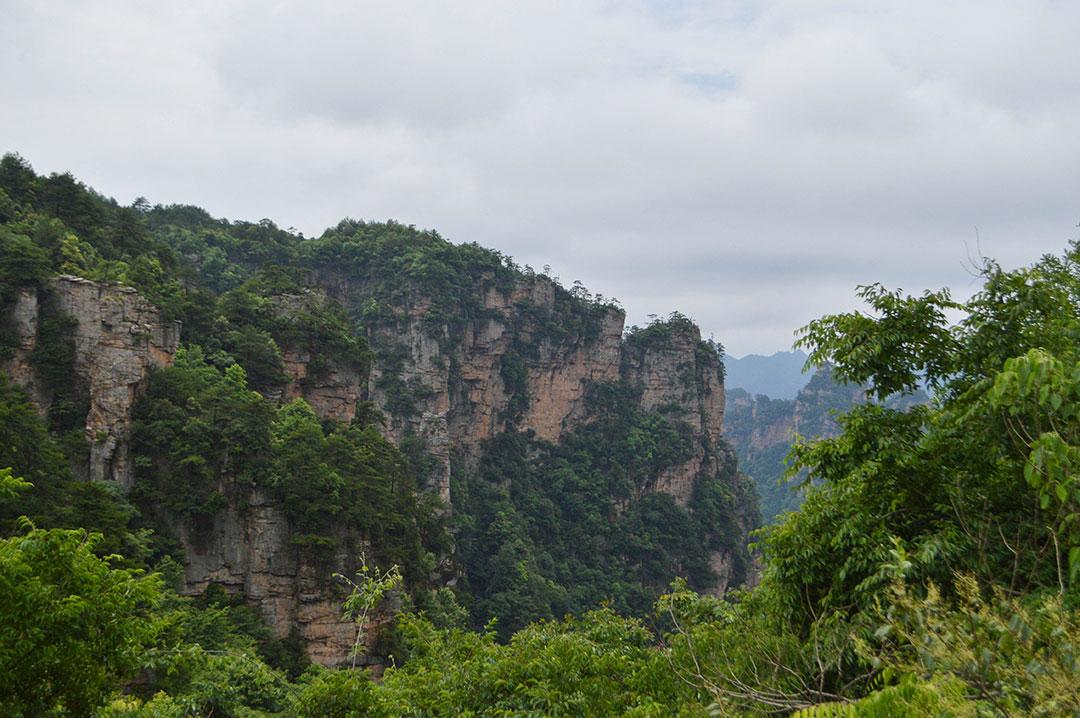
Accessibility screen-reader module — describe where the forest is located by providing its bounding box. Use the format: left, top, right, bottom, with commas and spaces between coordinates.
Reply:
2, 152, 1080, 716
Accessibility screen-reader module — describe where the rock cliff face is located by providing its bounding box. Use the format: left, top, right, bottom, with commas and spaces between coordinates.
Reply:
352, 277, 626, 503
274, 290, 365, 425
621, 324, 726, 507
4, 270, 756, 666
2, 275, 180, 486
308, 274, 731, 514
280, 347, 363, 424
165, 489, 361, 667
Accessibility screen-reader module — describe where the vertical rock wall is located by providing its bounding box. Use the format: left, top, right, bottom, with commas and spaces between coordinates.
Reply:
168, 488, 361, 666
2, 275, 180, 486
354, 276, 625, 503
4, 270, 757, 665
620, 324, 726, 506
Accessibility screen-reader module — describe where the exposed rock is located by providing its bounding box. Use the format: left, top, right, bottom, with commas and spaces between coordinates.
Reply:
3, 288, 44, 405
173, 488, 359, 666
621, 322, 726, 506
724, 366, 887, 522
522, 309, 624, 441
2, 275, 180, 486
358, 276, 625, 502
6, 269, 758, 665
269, 290, 367, 424
281, 348, 363, 424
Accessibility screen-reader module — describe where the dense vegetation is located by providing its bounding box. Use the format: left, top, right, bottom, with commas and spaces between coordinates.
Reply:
453, 379, 750, 637
129, 348, 446, 581
3, 152, 1080, 715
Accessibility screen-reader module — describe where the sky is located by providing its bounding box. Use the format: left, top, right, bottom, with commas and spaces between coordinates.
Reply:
3, 1, 1079, 356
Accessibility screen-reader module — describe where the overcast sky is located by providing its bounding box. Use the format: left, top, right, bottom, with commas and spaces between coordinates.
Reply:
3, 1, 1079, 355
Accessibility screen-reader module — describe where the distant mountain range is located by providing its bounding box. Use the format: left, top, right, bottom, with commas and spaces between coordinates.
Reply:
723, 350, 809, 399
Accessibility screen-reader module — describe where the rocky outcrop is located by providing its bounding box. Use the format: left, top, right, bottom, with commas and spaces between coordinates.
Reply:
324, 274, 744, 520
268, 290, 366, 424
3, 288, 44, 405
280, 348, 364, 424
621, 322, 725, 506
2, 275, 180, 486
295, 272, 740, 517
725, 366, 886, 522
725, 389, 798, 453
355, 276, 625, 503
171, 489, 370, 667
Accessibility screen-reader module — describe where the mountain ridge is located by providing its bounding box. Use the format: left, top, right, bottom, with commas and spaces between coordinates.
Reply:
0, 153, 757, 665
723, 349, 809, 399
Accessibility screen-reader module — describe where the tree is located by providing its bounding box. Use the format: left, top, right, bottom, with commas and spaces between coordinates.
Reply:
336, 557, 403, 668
0, 526, 163, 716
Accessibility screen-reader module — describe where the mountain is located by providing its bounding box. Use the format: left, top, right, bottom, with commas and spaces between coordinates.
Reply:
724, 366, 863, 521
723, 349, 809, 399
0, 153, 757, 666
725, 366, 928, 522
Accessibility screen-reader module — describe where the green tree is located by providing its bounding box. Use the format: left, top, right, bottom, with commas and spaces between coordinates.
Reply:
0, 526, 163, 716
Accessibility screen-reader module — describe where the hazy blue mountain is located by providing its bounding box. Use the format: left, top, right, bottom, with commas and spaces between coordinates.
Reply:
723, 350, 809, 399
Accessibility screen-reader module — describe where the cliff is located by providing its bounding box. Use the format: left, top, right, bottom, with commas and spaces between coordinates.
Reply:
620, 319, 726, 507
2, 226, 758, 667
2, 275, 180, 486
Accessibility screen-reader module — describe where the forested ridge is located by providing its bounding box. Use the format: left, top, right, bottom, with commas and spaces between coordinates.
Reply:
2, 153, 1080, 715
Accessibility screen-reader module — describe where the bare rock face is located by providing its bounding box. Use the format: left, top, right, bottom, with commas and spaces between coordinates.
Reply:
56, 277, 181, 485
359, 276, 625, 503
172, 486, 401, 668
172, 489, 363, 666
352, 279, 754, 595
620, 322, 726, 506
2, 275, 180, 486
3, 288, 45, 405
725, 389, 798, 452
521, 309, 624, 442
5, 269, 756, 665
281, 348, 364, 424
618, 321, 757, 593
449, 281, 624, 445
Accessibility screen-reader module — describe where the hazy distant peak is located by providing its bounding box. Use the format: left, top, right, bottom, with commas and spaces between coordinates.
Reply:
723, 350, 809, 400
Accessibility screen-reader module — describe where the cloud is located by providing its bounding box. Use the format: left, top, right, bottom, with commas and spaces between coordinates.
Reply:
2, 0, 1078, 355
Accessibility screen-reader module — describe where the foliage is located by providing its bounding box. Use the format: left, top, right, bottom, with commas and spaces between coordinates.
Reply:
288, 668, 392, 718
986, 348, 1080, 583
130, 346, 273, 522
0, 221, 52, 306
453, 382, 749, 636
796, 284, 959, 399
658, 582, 861, 716
0, 375, 149, 562
131, 349, 443, 583
373, 609, 704, 717
867, 571, 1080, 716
792, 676, 976, 717
624, 311, 701, 351
336, 557, 404, 668
9, 151, 1080, 716
0, 526, 163, 717
0, 467, 30, 500
301, 219, 519, 334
